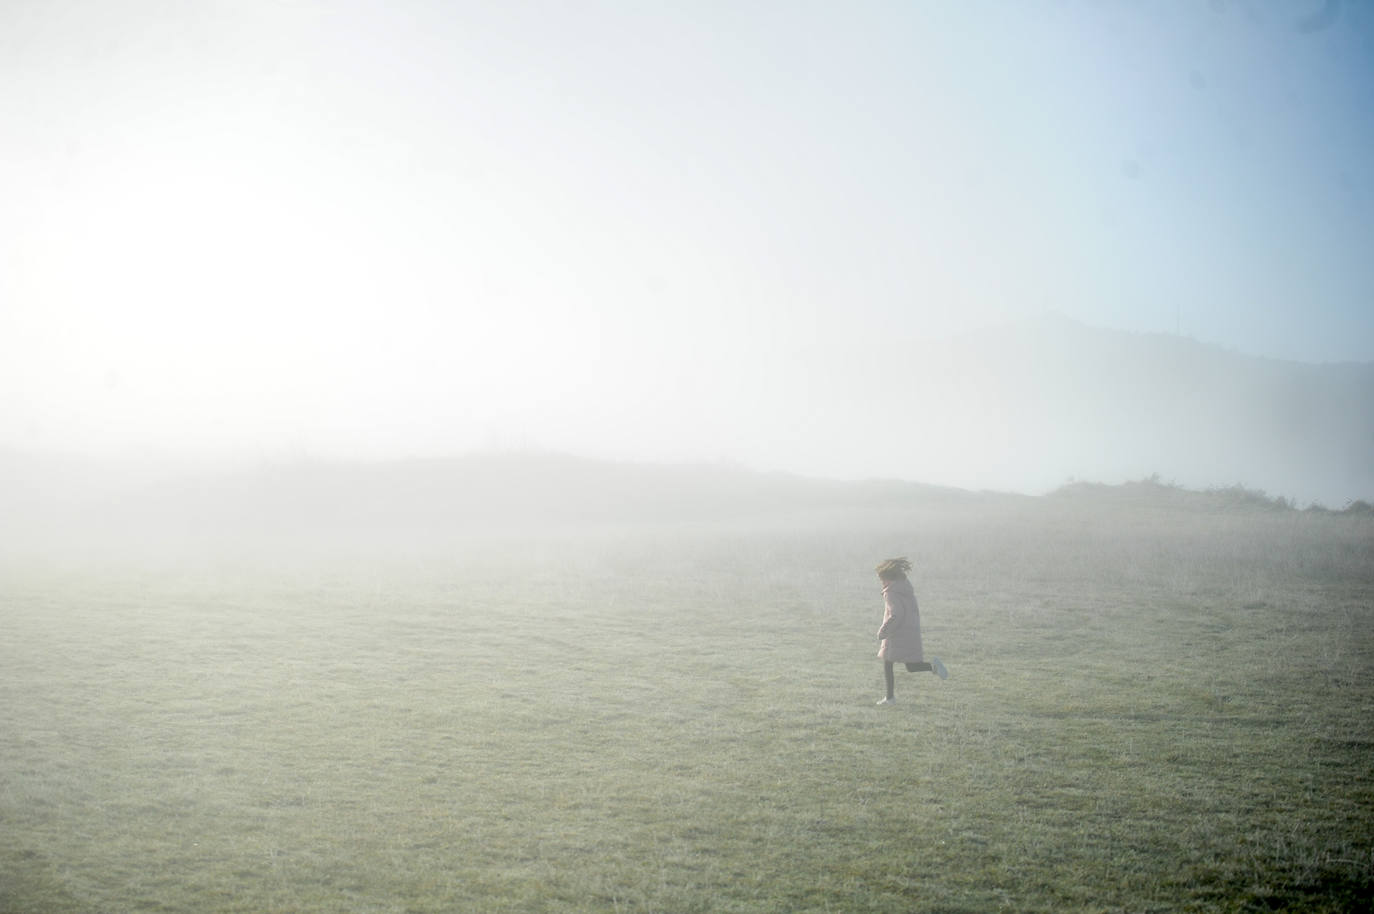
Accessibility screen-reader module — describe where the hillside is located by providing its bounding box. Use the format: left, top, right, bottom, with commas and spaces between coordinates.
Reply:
821, 316, 1374, 506
7, 445, 1372, 561
0, 450, 982, 550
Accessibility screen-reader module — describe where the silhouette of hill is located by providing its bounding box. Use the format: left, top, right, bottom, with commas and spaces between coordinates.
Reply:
844, 316, 1374, 506
4, 443, 1369, 559
0, 449, 978, 548
2, 317, 1369, 548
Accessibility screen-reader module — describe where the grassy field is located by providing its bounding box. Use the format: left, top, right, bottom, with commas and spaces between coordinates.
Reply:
2, 493, 1372, 912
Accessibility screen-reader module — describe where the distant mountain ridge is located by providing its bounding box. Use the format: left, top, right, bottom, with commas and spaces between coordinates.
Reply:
866, 316, 1374, 506
1, 318, 1370, 521
0, 449, 976, 543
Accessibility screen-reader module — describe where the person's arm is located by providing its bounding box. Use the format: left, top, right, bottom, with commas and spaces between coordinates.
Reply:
877, 593, 901, 640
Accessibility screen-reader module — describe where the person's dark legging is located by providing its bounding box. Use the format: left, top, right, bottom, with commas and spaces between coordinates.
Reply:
884, 661, 935, 699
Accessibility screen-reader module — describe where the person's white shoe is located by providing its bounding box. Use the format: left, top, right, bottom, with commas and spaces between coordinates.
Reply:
931, 657, 949, 680
875, 697, 896, 706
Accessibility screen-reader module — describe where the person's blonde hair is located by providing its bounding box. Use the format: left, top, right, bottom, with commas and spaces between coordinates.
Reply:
875, 557, 911, 580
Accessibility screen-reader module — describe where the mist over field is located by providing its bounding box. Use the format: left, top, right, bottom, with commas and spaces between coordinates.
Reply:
4, 456, 1372, 912
3, 2, 1373, 911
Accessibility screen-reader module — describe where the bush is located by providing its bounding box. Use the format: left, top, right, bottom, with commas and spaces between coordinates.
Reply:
1205, 484, 1295, 511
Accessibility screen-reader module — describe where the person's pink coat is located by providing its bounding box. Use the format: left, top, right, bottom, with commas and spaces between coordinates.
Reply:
877, 577, 924, 663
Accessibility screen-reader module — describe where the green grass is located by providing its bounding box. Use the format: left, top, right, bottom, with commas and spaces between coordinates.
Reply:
2, 499, 1372, 912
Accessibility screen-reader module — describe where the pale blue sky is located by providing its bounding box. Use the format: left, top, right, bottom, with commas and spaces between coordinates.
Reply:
1, 1, 1371, 484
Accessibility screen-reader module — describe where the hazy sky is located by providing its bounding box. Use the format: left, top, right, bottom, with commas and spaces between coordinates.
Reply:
3, 1, 1372, 483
